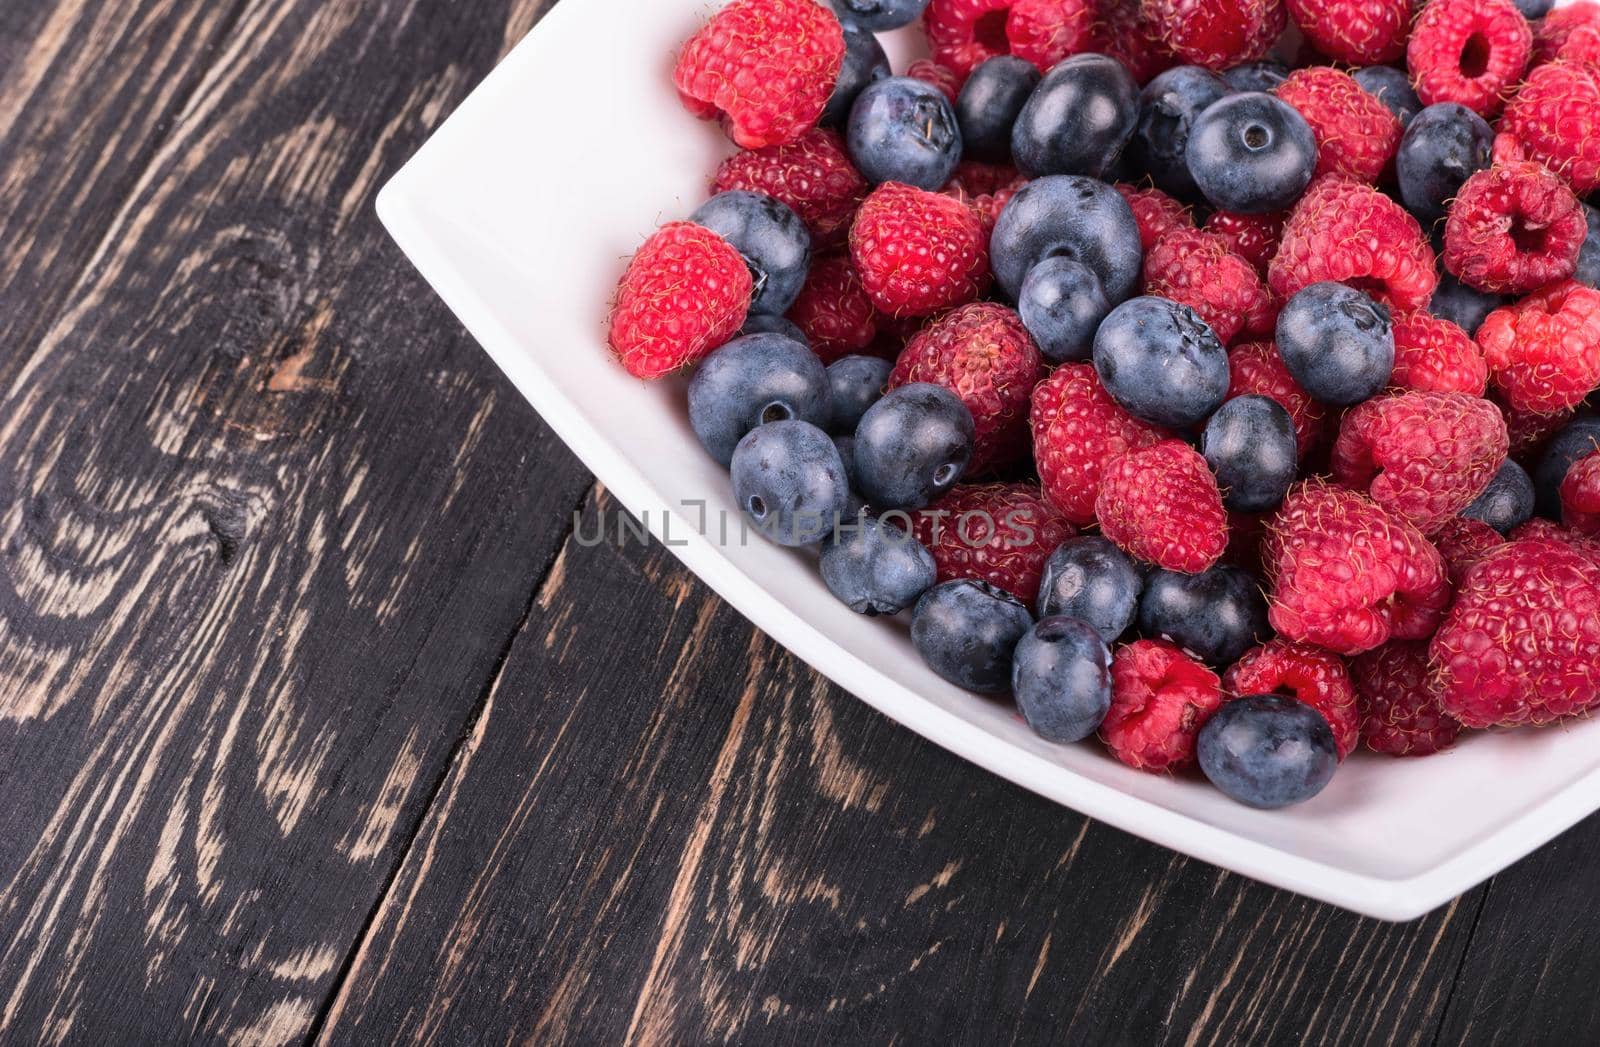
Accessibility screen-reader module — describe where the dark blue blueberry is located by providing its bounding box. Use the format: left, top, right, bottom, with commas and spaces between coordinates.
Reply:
690, 191, 812, 315
1011, 54, 1140, 179
1199, 695, 1338, 809
1011, 617, 1113, 743
1396, 103, 1494, 225
956, 56, 1041, 162
1462, 459, 1536, 533
1138, 565, 1270, 665
739, 313, 809, 344
912, 579, 1033, 693
1093, 296, 1229, 428
823, 26, 891, 128
991, 175, 1144, 303
1575, 202, 1600, 290
1201, 395, 1298, 512
832, 435, 868, 518
1036, 536, 1142, 643
1535, 414, 1600, 518
1130, 65, 1231, 199
821, 515, 937, 615
1017, 257, 1111, 363
1275, 282, 1395, 405
1428, 271, 1507, 336
826, 354, 893, 434
1222, 61, 1289, 93
689, 333, 831, 465
1511, 0, 1556, 18
1186, 92, 1318, 214
731, 420, 851, 547
847, 76, 962, 190
1352, 66, 1422, 126
854, 383, 974, 510
828, 0, 929, 30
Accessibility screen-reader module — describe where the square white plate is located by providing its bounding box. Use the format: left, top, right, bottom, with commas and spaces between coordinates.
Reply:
378, 0, 1600, 921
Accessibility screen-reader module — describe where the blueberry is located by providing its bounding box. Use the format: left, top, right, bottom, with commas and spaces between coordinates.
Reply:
1138, 565, 1270, 665
1129, 65, 1231, 199
1011, 54, 1140, 179
1011, 617, 1114, 743
1275, 282, 1394, 405
1352, 66, 1422, 126
823, 26, 891, 128
847, 76, 962, 190
1036, 536, 1143, 643
731, 420, 851, 546
991, 175, 1143, 303
1575, 202, 1600, 290
854, 383, 974, 510
1510, 0, 1555, 18
1186, 92, 1318, 214
821, 515, 938, 615
828, 0, 929, 30
956, 56, 1041, 163
1198, 695, 1338, 809
912, 579, 1033, 693
1017, 257, 1111, 363
1462, 459, 1535, 533
691, 191, 812, 315
1201, 395, 1298, 512
1222, 61, 1288, 93
1396, 103, 1494, 225
826, 354, 894, 434
689, 333, 832, 465
1535, 414, 1600, 518
1093, 296, 1229, 428
1428, 271, 1507, 337
831, 434, 864, 504
740, 314, 809, 346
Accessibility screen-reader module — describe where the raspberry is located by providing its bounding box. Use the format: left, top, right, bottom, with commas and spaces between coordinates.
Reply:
1442, 162, 1586, 295
1561, 451, 1600, 536
1555, 24, 1600, 66
1270, 176, 1438, 313
1510, 517, 1600, 559
945, 163, 1027, 233
1265, 480, 1451, 655
849, 182, 991, 318
1031, 363, 1167, 525
1101, 640, 1224, 771
1477, 280, 1600, 415
1008, 0, 1098, 69
1501, 400, 1573, 457
1275, 67, 1403, 183
1431, 514, 1505, 585
1223, 640, 1360, 759
786, 254, 878, 361
889, 303, 1043, 470
608, 223, 751, 379
1115, 184, 1196, 251
1227, 341, 1326, 457
1141, 229, 1276, 345
1141, 0, 1287, 71
1494, 62, 1600, 197
713, 128, 868, 249
1203, 210, 1286, 277
673, 0, 847, 149
911, 482, 1076, 602
1096, 440, 1228, 573
1284, 0, 1408, 66
1388, 312, 1489, 396
1534, 2, 1600, 65
1330, 391, 1510, 534
1431, 538, 1600, 727
1350, 642, 1463, 756
906, 59, 966, 102
924, 0, 1096, 76
1407, 0, 1532, 117
1092, 0, 1180, 83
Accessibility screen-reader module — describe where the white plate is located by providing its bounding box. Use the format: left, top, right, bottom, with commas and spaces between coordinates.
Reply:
378, 0, 1600, 921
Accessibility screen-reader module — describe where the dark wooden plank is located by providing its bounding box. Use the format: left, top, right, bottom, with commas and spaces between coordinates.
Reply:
321, 494, 1481, 1046
0, 0, 588, 1041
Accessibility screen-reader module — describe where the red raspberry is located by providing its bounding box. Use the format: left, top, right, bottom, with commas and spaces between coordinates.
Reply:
1265, 480, 1451, 655
1494, 62, 1600, 197
849, 183, 991, 318
1331, 391, 1510, 534
1031, 364, 1167, 525
786, 254, 878, 361
1431, 514, 1505, 585
1270, 176, 1438, 313
673, 0, 846, 149
1115, 184, 1196, 251
911, 483, 1076, 603
1562, 451, 1600, 536
1350, 642, 1463, 756
1228, 342, 1326, 457
1141, 0, 1287, 70
1275, 67, 1403, 183
1092, 0, 1180, 83
1096, 440, 1228, 573
1407, 0, 1532, 117
1388, 312, 1489, 397
1477, 280, 1600, 415
906, 59, 965, 102
1203, 210, 1286, 277
1284, 0, 1408, 65
945, 163, 1027, 233
1555, 24, 1600, 66
924, 0, 1097, 76
1442, 162, 1586, 295
713, 128, 867, 249
1510, 517, 1600, 559
1223, 640, 1360, 759
608, 223, 751, 379
1431, 538, 1600, 727
1501, 400, 1573, 457
1008, 0, 1098, 69
1101, 640, 1224, 772
1141, 229, 1276, 345
1534, 2, 1600, 64
889, 303, 1043, 470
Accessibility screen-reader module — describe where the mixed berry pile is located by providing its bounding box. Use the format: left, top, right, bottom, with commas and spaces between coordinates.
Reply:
606, 0, 1600, 809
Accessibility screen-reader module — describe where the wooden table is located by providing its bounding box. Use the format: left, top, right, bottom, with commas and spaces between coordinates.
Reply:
0, 1, 1592, 1042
